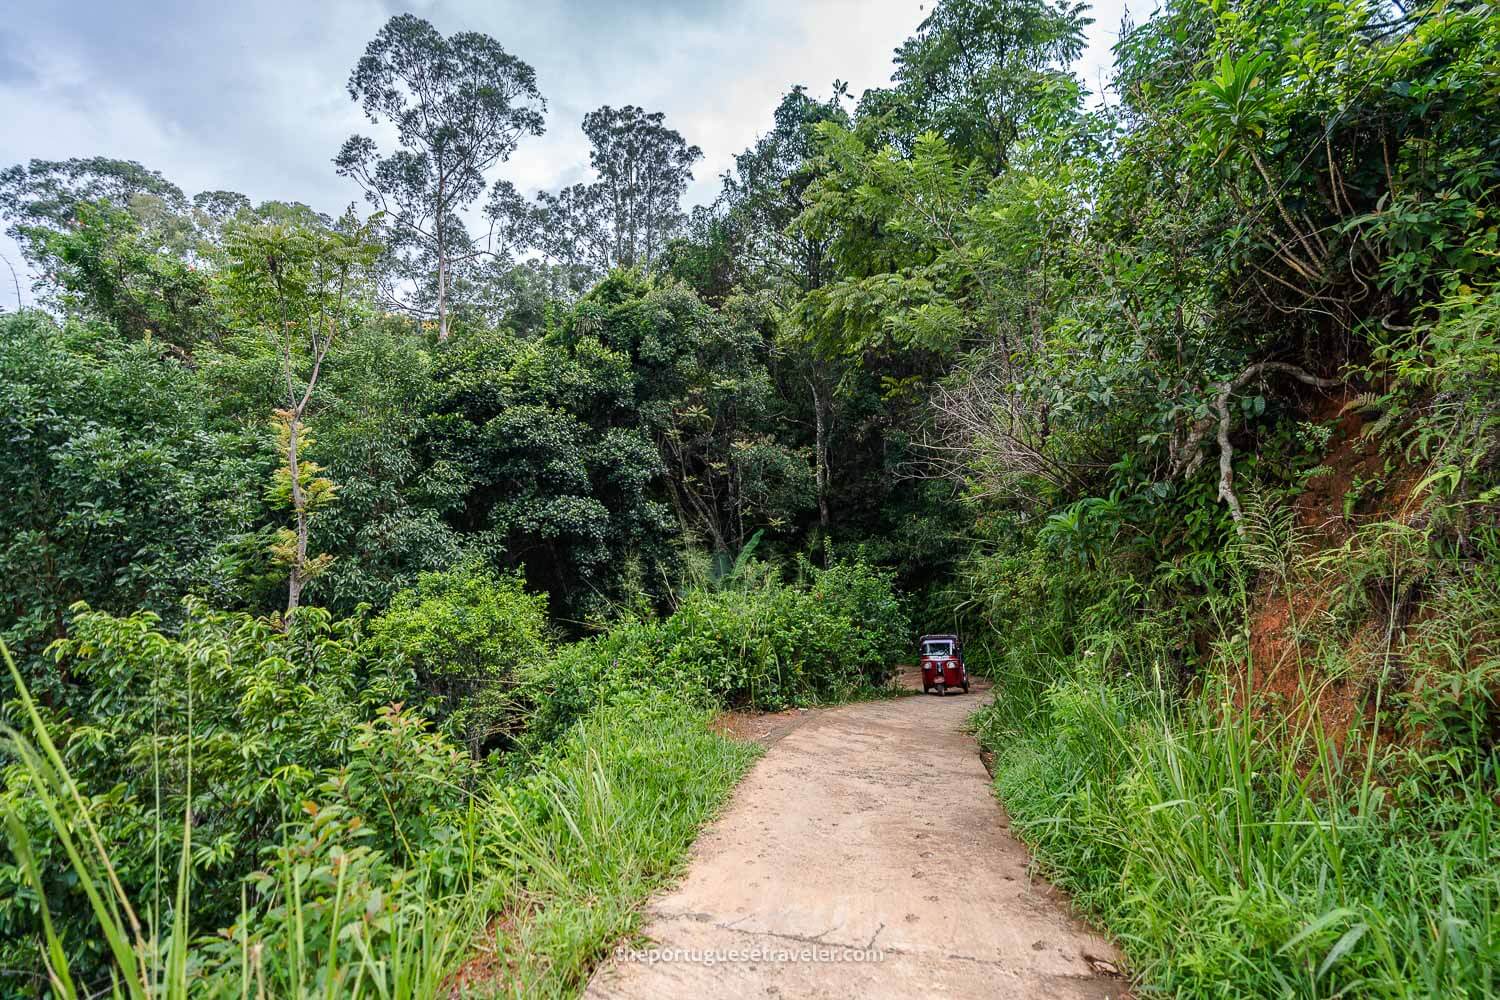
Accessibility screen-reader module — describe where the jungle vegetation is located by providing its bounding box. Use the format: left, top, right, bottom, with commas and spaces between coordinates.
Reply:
2, 0, 1498, 996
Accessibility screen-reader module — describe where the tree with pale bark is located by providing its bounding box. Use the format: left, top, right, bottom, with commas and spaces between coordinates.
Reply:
220, 214, 381, 613
335, 14, 545, 341
534, 106, 700, 281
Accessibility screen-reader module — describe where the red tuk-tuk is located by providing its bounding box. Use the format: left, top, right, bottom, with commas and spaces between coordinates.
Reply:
919, 634, 969, 695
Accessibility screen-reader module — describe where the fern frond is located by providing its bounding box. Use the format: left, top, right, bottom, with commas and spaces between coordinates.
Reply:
1239, 484, 1301, 580
1303, 464, 1334, 482
1339, 391, 1385, 417
1362, 406, 1401, 440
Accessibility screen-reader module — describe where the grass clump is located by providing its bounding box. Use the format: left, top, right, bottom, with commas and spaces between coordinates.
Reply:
480, 695, 757, 997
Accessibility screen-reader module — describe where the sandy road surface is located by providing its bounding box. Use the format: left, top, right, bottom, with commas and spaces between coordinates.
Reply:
584, 680, 1126, 999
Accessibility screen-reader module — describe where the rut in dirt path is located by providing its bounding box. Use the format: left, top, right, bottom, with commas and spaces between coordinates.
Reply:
584, 683, 1127, 1000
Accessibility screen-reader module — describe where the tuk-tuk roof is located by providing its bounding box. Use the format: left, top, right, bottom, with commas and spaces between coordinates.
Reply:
919, 634, 959, 642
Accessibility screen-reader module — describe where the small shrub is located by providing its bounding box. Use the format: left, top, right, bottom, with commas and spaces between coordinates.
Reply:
370, 563, 551, 756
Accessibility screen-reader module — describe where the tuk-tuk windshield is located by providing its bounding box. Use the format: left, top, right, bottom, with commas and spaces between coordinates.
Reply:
921, 640, 954, 658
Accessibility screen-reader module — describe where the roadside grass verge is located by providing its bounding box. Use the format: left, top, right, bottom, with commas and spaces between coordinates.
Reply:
974, 655, 1500, 998
477, 695, 758, 997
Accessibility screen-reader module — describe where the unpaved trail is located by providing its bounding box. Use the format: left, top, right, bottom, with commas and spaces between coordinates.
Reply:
584, 680, 1126, 999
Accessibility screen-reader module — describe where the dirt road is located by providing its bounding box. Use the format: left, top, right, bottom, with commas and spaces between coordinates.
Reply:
583, 682, 1126, 999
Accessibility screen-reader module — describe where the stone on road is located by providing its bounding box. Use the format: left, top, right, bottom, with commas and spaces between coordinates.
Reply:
584, 684, 1126, 999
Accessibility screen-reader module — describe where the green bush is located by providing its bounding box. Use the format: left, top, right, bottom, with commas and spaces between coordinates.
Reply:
0, 314, 270, 682
806, 560, 910, 686
520, 561, 910, 748
370, 564, 551, 756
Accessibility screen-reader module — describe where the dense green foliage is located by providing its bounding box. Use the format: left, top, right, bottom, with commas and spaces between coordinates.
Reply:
521, 560, 909, 749
0, 138, 908, 990
4, 632, 754, 997
4, 0, 1500, 995
369, 564, 550, 755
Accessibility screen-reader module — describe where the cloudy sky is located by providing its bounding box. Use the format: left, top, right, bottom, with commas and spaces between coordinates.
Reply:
1, 0, 1136, 301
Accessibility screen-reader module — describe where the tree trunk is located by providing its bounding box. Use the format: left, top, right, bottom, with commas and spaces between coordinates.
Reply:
809, 376, 832, 543
436, 173, 450, 342
1207, 362, 1342, 537
286, 411, 307, 614
436, 253, 449, 342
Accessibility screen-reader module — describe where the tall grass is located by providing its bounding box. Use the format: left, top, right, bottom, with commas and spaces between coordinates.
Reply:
972, 580, 1500, 998
480, 696, 758, 998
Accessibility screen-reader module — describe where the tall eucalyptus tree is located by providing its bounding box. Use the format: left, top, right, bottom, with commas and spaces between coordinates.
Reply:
581, 105, 702, 273
335, 14, 545, 341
